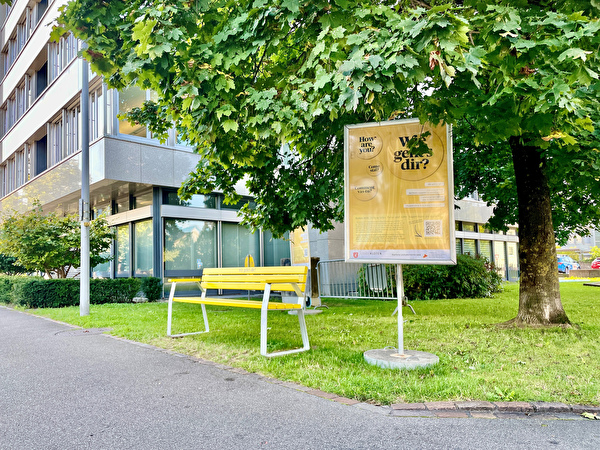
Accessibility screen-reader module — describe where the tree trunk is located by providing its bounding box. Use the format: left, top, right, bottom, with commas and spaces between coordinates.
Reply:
508, 137, 569, 325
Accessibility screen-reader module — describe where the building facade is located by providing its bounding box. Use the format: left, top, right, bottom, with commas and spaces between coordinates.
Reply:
0, 0, 292, 285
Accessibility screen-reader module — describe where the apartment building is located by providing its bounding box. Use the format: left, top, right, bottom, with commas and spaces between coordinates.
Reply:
0, 0, 292, 284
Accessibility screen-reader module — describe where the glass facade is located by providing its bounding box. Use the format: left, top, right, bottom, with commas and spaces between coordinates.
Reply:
164, 219, 217, 272
118, 85, 147, 137
494, 241, 506, 277
480, 240, 493, 262
454, 221, 519, 280
264, 231, 290, 266
134, 220, 153, 276
163, 190, 216, 209
222, 222, 260, 267
463, 239, 476, 256
115, 224, 130, 277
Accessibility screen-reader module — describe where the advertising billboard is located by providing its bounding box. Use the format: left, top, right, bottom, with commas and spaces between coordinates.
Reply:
344, 119, 455, 264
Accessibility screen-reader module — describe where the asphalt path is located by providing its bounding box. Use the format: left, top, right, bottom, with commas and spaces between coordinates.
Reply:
1, 306, 598, 449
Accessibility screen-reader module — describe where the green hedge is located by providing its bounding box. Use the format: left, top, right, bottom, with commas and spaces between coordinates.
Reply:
140, 277, 163, 302
0, 276, 144, 308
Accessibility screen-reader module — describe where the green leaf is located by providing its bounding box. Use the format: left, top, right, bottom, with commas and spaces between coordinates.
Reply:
222, 120, 239, 133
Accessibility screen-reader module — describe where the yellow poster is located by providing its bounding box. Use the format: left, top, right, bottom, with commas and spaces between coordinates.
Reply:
290, 227, 310, 266
344, 119, 456, 264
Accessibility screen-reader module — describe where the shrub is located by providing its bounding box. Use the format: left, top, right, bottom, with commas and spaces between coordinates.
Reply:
0, 277, 142, 308
355, 255, 502, 301
90, 278, 141, 305
140, 277, 163, 301
403, 254, 503, 300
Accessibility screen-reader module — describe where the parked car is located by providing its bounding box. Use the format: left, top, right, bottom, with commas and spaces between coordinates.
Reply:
591, 258, 600, 270
557, 255, 580, 273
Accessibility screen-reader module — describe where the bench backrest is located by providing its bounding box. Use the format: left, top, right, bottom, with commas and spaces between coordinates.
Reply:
200, 266, 308, 296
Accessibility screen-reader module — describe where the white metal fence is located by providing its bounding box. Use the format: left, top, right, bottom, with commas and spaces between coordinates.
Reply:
316, 259, 398, 300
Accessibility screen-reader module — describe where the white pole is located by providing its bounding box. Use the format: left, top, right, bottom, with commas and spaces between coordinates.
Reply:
80, 50, 90, 316
396, 264, 404, 355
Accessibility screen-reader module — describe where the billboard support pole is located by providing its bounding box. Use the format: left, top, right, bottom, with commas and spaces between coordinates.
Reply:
396, 264, 404, 355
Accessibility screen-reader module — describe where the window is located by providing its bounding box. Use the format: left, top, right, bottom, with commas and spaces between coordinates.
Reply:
462, 222, 476, 232
48, 120, 62, 167
118, 86, 157, 138
134, 220, 153, 276
493, 241, 506, 277
164, 219, 217, 272
480, 240, 493, 262
6, 157, 15, 192
115, 224, 131, 277
15, 148, 26, 188
463, 239, 476, 256
162, 190, 216, 208
222, 223, 259, 267
89, 87, 103, 141
64, 105, 80, 156
49, 33, 79, 82
263, 231, 290, 266
221, 196, 256, 211
134, 191, 153, 209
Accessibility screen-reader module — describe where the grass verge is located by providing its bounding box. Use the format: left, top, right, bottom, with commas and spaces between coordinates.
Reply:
28, 281, 600, 406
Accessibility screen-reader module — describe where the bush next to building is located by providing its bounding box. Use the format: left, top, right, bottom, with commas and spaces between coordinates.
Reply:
403, 254, 503, 300
355, 254, 503, 301
140, 277, 163, 302
0, 277, 143, 308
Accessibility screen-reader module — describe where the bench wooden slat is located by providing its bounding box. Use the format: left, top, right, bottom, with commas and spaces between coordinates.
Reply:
173, 297, 302, 310
201, 281, 306, 292
202, 267, 306, 276
201, 274, 306, 283
166, 278, 201, 283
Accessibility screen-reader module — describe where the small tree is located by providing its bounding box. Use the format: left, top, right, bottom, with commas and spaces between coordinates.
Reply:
0, 205, 113, 278
590, 246, 600, 260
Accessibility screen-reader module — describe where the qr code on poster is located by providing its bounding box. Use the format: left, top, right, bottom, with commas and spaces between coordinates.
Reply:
424, 220, 443, 237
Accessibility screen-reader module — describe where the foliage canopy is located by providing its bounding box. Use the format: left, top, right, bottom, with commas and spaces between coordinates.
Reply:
54, 0, 600, 239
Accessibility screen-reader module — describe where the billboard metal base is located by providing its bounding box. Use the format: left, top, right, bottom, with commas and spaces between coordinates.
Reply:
364, 348, 439, 370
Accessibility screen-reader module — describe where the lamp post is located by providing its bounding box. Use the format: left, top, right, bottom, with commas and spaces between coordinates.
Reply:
80, 49, 90, 316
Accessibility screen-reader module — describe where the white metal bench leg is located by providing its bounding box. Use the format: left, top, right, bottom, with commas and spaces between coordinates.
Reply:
167, 282, 210, 338
260, 285, 310, 358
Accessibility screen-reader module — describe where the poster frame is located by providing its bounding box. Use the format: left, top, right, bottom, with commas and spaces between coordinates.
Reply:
344, 118, 456, 265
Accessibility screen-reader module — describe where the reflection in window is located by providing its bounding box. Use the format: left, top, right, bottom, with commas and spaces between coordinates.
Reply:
116, 224, 130, 277
163, 190, 216, 209
463, 239, 476, 256
222, 223, 259, 267
480, 240, 493, 262
221, 196, 256, 211
118, 85, 147, 137
462, 222, 476, 232
507, 242, 519, 280
263, 231, 290, 266
134, 191, 153, 209
494, 241, 506, 277
134, 220, 153, 276
164, 219, 217, 271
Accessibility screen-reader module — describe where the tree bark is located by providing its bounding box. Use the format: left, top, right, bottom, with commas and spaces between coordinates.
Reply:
508, 137, 569, 325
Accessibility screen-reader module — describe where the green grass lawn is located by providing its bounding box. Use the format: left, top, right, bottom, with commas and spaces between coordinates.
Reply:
28, 281, 600, 406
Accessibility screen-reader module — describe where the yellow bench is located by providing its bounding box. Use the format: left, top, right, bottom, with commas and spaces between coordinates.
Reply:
166, 266, 310, 357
